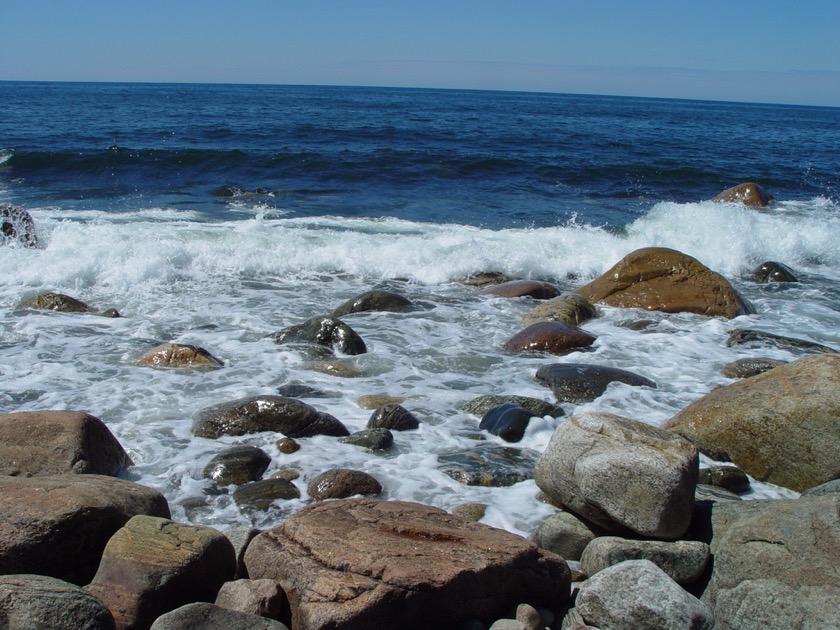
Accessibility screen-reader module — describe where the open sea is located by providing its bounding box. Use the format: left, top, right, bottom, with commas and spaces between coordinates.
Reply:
1, 81, 838, 536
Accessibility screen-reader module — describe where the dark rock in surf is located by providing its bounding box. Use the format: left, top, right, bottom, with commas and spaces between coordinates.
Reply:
720, 357, 786, 378
750, 260, 798, 283
306, 468, 383, 501
202, 446, 272, 486
726, 328, 838, 355
712, 182, 775, 207
339, 428, 394, 451
503, 321, 596, 355
331, 289, 413, 317
535, 363, 656, 403
697, 465, 751, 493
233, 479, 301, 511
479, 404, 534, 443
17, 291, 95, 313
0, 203, 38, 247
480, 279, 560, 300
272, 316, 367, 356
461, 394, 564, 419
276, 383, 334, 398
192, 395, 349, 439
522, 292, 598, 327
366, 403, 420, 431
134, 342, 224, 370
438, 444, 540, 487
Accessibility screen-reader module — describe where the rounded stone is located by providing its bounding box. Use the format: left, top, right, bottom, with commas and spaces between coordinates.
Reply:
307, 468, 383, 501
202, 446, 271, 486
502, 321, 596, 355
367, 403, 420, 431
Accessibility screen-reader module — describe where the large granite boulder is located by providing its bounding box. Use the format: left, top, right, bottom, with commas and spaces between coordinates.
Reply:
192, 395, 349, 439
535, 363, 656, 403
697, 495, 840, 629
575, 247, 754, 318
331, 289, 413, 317
244, 498, 570, 630
480, 279, 560, 299
0, 410, 130, 477
214, 578, 288, 620
522, 292, 598, 327
134, 343, 223, 369
87, 515, 236, 630
712, 182, 775, 207
150, 603, 289, 630
1, 203, 38, 247
502, 322, 596, 355
580, 536, 710, 586
0, 574, 115, 630
535, 412, 698, 540
272, 316, 367, 355
665, 354, 840, 492
0, 475, 170, 585
531, 510, 602, 562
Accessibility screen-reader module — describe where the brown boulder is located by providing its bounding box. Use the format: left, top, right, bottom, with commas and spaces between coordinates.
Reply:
87, 515, 236, 630
244, 498, 570, 630
712, 182, 775, 207
522, 292, 598, 327
0, 475, 170, 585
665, 354, 840, 492
502, 321, 596, 355
480, 279, 560, 299
17, 291, 95, 313
306, 468, 382, 500
575, 247, 754, 318
0, 410, 130, 477
134, 343, 223, 369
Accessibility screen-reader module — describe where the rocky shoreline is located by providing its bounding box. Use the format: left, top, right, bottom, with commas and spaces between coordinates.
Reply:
1, 186, 839, 629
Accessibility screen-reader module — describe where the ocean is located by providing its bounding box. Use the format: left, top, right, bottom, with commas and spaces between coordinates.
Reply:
1, 81, 838, 535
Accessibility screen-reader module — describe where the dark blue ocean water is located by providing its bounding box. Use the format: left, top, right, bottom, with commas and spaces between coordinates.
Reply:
2, 81, 838, 228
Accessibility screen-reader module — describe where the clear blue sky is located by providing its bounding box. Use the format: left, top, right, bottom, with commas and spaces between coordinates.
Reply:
2, 1, 839, 106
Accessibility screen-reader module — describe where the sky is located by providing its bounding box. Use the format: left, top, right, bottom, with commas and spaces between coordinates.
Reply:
1, 1, 839, 107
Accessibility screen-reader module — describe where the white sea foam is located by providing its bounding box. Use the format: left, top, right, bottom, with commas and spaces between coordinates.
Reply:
1, 198, 833, 535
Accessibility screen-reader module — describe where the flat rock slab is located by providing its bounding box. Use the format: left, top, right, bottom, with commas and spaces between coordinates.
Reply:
244, 498, 570, 630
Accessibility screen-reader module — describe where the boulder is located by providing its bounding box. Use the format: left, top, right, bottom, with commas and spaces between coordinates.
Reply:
712, 182, 775, 207
535, 412, 698, 540
438, 444, 540, 487
232, 479, 301, 511
697, 495, 840, 629
479, 403, 535, 442
720, 357, 785, 378
580, 537, 710, 586
202, 446, 271, 486
531, 510, 601, 562
750, 261, 798, 283
338, 428, 394, 451
306, 468, 382, 500
461, 394, 564, 419
502, 322, 596, 355
1, 203, 39, 247
0, 574, 115, 630
366, 403, 420, 431
480, 280, 560, 299
272, 316, 367, 355
17, 291, 95, 313
0, 410, 130, 477
801, 478, 840, 497
726, 328, 838, 355
214, 579, 288, 620
276, 437, 301, 454
0, 475, 170, 585
134, 343, 223, 369
665, 354, 840, 492
192, 395, 349, 439
535, 363, 656, 403
244, 498, 570, 630
87, 515, 236, 630
576, 559, 714, 630
222, 526, 261, 580
331, 289, 413, 317
575, 247, 754, 318
149, 603, 289, 630
522, 292, 598, 327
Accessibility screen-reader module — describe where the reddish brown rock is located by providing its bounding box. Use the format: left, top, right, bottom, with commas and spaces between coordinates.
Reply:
306, 468, 383, 500
134, 343, 223, 369
0, 475, 170, 585
480, 279, 560, 299
712, 182, 775, 207
244, 498, 570, 630
87, 515, 236, 630
503, 321, 596, 355
576, 247, 754, 318
0, 410, 130, 477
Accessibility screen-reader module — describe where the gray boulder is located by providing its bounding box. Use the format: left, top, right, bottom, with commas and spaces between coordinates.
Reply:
150, 603, 289, 630
580, 536, 710, 585
531, 510, 601, 562
0, 574, 114, 630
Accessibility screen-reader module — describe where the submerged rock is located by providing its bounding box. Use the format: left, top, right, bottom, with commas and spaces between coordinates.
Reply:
750, 260, 798, 283
535, 363, 656, 403
331, 289, 413, 317
202, 445, 271, 486
0, 574, 115, 630
438, 444, 540, 487
479, 403, 534, 443
502, 321, 597, 355
712, 182, 775, 207
233, 479, 301, 511
461, 394, 564, 418
480, 279, 560, 299
726, 328, 838, 355
720, 357, 785, 378
17, 291, 95, 313
0, 203, 39, 247
134, 342, 224, 369
338, 428, 394, 451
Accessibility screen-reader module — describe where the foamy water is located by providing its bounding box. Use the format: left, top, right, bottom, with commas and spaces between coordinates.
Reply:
2, 198, 834, 534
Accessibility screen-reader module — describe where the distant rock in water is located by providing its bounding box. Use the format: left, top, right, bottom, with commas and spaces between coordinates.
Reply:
720, 357, 786, 379
17, 291, 95, 313
712, 182, 775, 207
535, 363, 656, 403
576, 247, 754, 319
331, 289, 413, 317
480, 279, 560, 300
750, 261, 798, 283
461, 394, 564, 418
272, 316, 367, 356
0, 204, 38, 247
438, 444, 540, 487
134, 343, 224, 370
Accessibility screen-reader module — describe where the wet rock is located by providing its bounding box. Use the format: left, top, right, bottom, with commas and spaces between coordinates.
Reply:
531, 510, 602, 562
87, 515, 236, 630
192, 395, 349, 439
580, 537, 711, 586
697, 465, 751, 493
232, 478, 301, 511
503, 321, 596, 355
522, 292, 598, 327
479, 403, 534, 442
244, 498, 570, 630
0, 475, 170, 585
438, 444, 540, 487
301, 358, 366, 377
17, 291, 95, 313
480, 279, 561, 299
214, 578, 288, 620
0, 410, 130, 477
535, 363, 656, 403
356, 393, 404, 409
1, 203, 39, 247
331, 289, 413, 317
712, 182, 775, 207
462, 394, 564, 418
339, 428, 394, 450
750, 260, 798, 283
275, 437, 301, 454
576, 559, 714, 630
0, 574, 115, 630
134, 343, 223, 369
307, 468, 383, 500
202, 445, 271, 486
536, 412, 699, 540
460, 271, 511, 287
366, 402, 420, 431
272, 316, 367, 355
150, 603, 289, 630
575, 247, 754, 318
452, 502, 487, 522
276, 383, 333, 398
665, 354, 840, 492
726, 328, 838, 355
720, 357, 785, 378
697, 495, 840, 629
